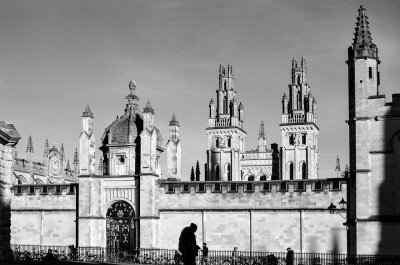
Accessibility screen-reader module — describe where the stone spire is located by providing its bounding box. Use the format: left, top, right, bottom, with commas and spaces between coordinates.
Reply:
352, 5, 378, 59
335, 155, 341, 178
43, 139, 49, 158
258, 121, 267, 152
258, 121, 266, 139
82, 104, 94, 118
60, 143, 65, 162
73, 148, 79, 174
26, 135, 34, 161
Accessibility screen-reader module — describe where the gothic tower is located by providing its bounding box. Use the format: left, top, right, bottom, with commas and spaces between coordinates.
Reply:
206, 64, 246, 181
166, 114, 181, 179
280, 58, 319, 180
79, 104, 96, 175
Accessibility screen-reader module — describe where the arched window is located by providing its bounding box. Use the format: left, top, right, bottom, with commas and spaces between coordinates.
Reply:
216, 138, 219, 148
260, 175, 267, 181
227, 164, 231, 181
223, 97, 227, 114
297, 75, 301, 85
215, 165, 220, 181
248, 175, 255, 181
289, 163, 294, 180
301, 163, 307, 179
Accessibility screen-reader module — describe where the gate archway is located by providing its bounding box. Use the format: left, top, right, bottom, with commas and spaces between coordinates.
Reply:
106, 201, 135, 251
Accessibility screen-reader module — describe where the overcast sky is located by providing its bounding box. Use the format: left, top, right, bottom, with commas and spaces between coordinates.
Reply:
1, 0, 399, 180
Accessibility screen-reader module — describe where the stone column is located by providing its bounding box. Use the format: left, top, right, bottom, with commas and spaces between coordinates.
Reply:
0, 121, 20, 261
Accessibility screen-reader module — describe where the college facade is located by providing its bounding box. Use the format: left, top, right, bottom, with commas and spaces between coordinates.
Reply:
1, 6, 399, 258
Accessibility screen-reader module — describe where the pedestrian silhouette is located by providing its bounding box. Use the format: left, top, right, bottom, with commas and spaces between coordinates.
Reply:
178, 223, 200, 265
286, 247, 294, 265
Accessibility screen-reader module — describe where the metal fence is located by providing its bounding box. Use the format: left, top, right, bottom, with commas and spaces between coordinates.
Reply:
9, 245, 400, 265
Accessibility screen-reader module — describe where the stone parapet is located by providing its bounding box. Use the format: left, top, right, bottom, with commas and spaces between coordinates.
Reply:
157, 178, 347, 211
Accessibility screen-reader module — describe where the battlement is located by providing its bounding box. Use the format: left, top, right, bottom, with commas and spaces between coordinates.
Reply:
159, 178, 346, 195
11, 184, 77, 196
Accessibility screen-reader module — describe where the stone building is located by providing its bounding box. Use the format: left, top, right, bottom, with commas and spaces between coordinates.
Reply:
280, 58, 319, 181
346, 5, 400, 255
7, 5, 400, 256
0, 121, 20, 261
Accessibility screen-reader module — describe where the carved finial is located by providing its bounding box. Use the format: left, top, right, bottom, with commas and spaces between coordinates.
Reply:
82, 104, 94, 118
129, 80, 136, 94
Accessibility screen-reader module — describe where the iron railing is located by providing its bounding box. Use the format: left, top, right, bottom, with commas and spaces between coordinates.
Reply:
9, 245, 400, 265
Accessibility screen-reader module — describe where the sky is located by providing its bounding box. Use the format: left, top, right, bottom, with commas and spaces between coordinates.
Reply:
1, 0, 399, 180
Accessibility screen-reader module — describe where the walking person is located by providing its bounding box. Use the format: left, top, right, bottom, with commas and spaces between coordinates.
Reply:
201, 243, 208, 264
286, 247, 294, 265
178, 223, 200, 265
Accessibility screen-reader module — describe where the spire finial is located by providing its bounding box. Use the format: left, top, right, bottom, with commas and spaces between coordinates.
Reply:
82, 104, 94, 118
259, 121, 265, 139
26, 135, 34, 154
129, 80, 136, 94
143, 99, 155, 114
60, 143, 65, 162
335, 155, 341, 172
73, 147, 79, 164
169, 113, 180, 126
43, 138, 49, 158
352, 5, 377, 59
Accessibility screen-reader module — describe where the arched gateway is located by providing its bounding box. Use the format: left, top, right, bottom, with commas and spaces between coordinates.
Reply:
106, 201, 135, 251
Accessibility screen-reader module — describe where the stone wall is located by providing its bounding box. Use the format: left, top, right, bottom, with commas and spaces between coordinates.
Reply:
152, 179, 347, 253
10, 184, 77, 246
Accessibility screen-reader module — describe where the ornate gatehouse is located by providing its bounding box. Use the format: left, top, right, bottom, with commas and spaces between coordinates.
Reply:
106, 201, 135, 251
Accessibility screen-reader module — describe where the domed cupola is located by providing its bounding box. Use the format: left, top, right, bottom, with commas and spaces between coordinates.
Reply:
99, 80, 145, 175
101, 80, 143, 146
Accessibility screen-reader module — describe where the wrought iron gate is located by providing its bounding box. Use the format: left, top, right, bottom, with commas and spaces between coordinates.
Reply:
106, 201, 135, 251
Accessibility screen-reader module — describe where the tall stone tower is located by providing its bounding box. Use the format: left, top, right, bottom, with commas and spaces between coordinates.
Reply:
79, 104, 96, 175
166, 114, 181, 179
206, 64, 246, 181
346, 6, 400, 255
280, 58, 319, 180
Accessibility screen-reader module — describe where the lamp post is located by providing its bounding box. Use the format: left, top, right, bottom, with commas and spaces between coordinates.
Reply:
328, 197, 347, 219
